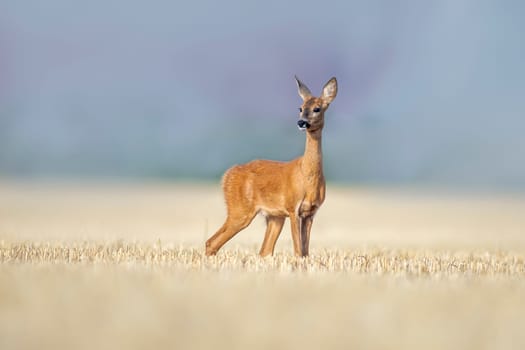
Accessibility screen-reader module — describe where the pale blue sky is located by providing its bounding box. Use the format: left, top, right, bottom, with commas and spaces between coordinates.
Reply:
1, 1, 524, 187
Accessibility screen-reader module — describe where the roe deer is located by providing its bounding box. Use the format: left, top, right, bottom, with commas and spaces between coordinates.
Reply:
205, 76, 338, 257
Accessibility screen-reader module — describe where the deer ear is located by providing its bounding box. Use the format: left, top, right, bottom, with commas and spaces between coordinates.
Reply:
295, 75, 312, 101
322, 77, 337, 104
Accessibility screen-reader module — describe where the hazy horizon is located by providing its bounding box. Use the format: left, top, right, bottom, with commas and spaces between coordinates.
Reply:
1, 1, 524, 189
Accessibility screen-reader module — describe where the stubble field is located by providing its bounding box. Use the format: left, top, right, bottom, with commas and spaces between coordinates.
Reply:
1, 181, 525, 349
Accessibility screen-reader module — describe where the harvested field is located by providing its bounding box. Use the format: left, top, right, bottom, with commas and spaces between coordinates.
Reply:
2, 242, 525, 277
1, 182, 525, 349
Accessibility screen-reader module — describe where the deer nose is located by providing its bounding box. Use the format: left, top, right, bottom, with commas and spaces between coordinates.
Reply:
297, 120, 310, 130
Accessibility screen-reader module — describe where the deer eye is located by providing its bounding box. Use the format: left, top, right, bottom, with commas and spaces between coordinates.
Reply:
299, 107, 303, 112
313, 107, 321, 113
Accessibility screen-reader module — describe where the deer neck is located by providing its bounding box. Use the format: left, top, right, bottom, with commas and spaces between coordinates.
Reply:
301, 128, 323, 181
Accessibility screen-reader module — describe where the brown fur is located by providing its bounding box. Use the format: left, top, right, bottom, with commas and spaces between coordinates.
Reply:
205, 77, 338, 257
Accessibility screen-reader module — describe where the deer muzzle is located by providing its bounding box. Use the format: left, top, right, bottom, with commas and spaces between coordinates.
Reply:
297, 119, 310, 130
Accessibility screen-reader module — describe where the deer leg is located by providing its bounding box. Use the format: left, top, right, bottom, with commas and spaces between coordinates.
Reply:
205, 213, 255, 256
289, 213, 304, 257
300, 215, 314, 256
259, 216, 286, 257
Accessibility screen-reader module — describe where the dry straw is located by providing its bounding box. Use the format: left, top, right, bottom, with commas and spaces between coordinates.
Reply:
1, 241, 524, 277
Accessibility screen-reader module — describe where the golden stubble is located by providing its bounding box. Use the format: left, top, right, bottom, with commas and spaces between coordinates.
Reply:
1, 182, 525, 350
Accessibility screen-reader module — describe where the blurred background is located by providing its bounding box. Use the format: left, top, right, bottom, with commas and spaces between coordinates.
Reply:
1, 1, 523, 189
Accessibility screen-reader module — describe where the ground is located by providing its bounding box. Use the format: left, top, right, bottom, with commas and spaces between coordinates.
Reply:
1, 181, 525, 349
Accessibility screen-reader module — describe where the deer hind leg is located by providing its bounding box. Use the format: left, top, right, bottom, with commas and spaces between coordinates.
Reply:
289, 213, 304, 257
259, 216, 285, 257
205, 211, 256, 256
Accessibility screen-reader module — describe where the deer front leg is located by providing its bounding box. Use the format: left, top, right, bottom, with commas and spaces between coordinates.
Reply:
301, 215, 315, 256
300, 215, 313, 256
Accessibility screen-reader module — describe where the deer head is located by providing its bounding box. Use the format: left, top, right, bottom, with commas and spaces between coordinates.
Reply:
295, 76, 338, 132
